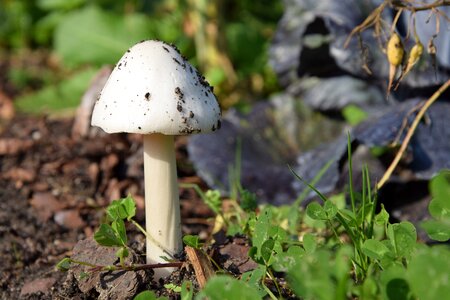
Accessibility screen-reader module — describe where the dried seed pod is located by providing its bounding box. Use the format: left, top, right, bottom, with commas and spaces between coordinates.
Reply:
387, 33, 404, 66
407, 42, 424, 67
386, 33, 404, 96
403, 42, 423, 76
395, 41, 424, 90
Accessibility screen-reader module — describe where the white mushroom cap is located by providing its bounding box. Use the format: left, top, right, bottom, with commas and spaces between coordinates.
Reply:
91, 40, 221, 135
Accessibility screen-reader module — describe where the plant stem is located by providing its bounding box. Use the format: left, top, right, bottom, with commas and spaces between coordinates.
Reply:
376, 78, 450, 190
143, 133, 183, 279
392, 0, 450, 12
130, 219, 148, 238
267, 268, 283, 297
69, 259, 98, 268
85, 261, 184, 273
124, 261, 184, 271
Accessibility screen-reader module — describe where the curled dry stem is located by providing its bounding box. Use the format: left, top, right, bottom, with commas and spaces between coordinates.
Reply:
376, 78, 450, 190
344, 2, 387, 48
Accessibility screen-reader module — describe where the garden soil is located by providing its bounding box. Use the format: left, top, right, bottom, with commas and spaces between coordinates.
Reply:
0, 115, 235, 299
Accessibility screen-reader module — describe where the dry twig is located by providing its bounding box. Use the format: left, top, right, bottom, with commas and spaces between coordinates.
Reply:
376, 78, 450, 190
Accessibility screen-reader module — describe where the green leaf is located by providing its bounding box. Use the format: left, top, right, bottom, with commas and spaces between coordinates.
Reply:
248, 246, 261, 264
204, 190, 222, 215
421, 220, 450, 242
226, 222, 244, 236
111, 219, 127, 245
306, 202, 327, 220
134, 290, 158, 300
164, 283, 182, 293
260, 239, 275, 263
107, 196, 136, 221
252, 208, 272, 250
240, 189, 258, 212
204, 66, 226, 87
303, 214, 327, 229
379, 240, 397, 269
54, 6, 153, 67
286, 250, 336, 300
283, 245, 354, 300
360, 276, 378, 300
421, 171, 450, 242
183, 235, 203, 249
429, 171, 450, 208
387, 222, 417, 259
196, 275, 262, 300
380, 265, 411, 300
407, 246, 450, 300
428, 199, 449, 219
324, 200, 337, 219
260, 239, 282, 266
356, 202, 374, 226
333, 245, 353, 287
121, 195, 137, 221
181, 281, 194, 300
56, 257, 71, 272
328, 193, 346, 210
37, 0, 85, 11
115, 247, 129, 260
241, 266, 267, 298
342, 105, 368, 125
427, 171, 450, 220
302, 233, 316, 254
251, 207, 287, 262
94, 224, 123, 247
272, 245, 304, 272
375, 205, 390, 226
34, 11, 66, 45
362, 239, 391, 260
15, 68, 97, 114
225, 22, 266, 75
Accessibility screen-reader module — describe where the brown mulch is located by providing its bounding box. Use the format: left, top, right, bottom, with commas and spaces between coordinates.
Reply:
0, 115, 222, 299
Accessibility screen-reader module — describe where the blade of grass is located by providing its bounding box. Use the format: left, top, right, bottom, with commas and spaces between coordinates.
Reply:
293, 158, 335, 207
228, 137, 242, 200
288, 165, 329, 204
289, 165, 360, 245
347, 133, 357, 215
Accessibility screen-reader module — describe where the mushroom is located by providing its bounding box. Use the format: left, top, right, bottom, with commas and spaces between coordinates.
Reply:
91, 40, 221, 278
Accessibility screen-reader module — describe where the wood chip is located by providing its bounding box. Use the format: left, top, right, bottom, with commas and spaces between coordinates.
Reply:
20, 277, 56, 296
0, 138, 33, 155
54, 209, 85, 229
185, 246, 215, 288
0, 91, 15, 120
30, 192, 65, 222
4, 167, 36, 183
219, 237, 258, 273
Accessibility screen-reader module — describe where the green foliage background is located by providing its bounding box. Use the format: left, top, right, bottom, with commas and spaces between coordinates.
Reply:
1, 0, 283, 113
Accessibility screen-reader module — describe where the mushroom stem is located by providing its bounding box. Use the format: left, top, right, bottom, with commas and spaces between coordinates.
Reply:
143, 133, 182, 278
